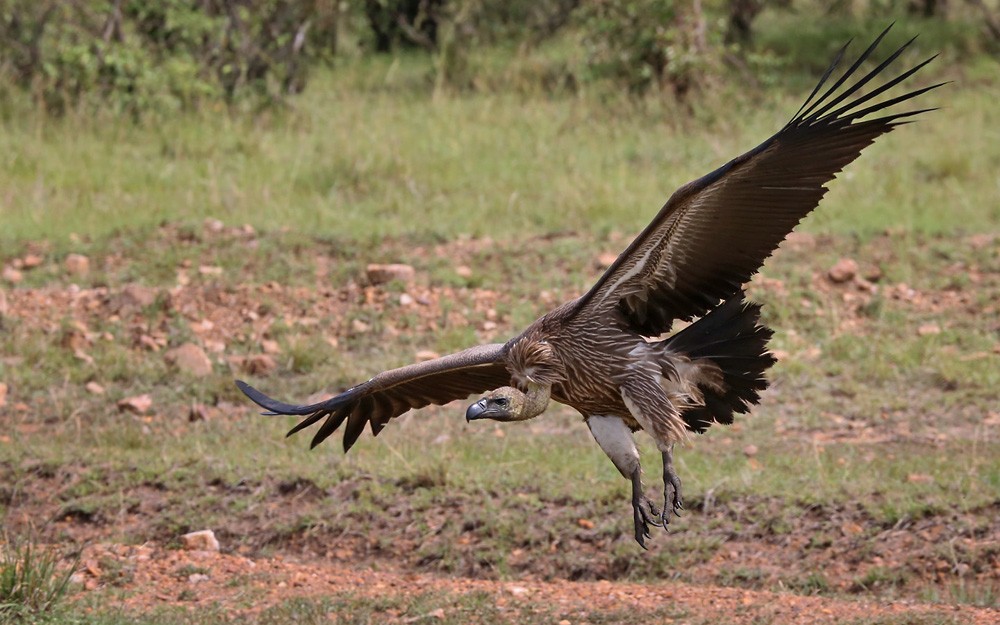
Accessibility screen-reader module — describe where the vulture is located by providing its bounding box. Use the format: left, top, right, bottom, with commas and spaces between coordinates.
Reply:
238, 27, 941, 548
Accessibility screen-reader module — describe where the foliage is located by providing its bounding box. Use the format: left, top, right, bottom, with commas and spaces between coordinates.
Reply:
0, 535, 77, 620
0, 0, 336, 115
578, 0, 715, 97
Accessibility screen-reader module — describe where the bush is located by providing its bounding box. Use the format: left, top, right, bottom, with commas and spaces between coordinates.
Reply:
0, 0, 338, 115
579, 0, 715, 98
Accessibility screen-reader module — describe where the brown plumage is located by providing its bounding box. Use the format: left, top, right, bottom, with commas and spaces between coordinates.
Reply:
238, 27, 941, 548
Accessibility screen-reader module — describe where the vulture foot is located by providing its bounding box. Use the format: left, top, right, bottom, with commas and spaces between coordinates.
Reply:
660, 449, 684, 527
630, 469, 662, 548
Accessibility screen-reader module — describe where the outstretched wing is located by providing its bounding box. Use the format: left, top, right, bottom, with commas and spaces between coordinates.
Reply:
237, 343, 510, 451
571, 26, 943, 336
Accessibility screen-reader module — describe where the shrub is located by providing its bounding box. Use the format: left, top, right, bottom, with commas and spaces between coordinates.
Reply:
0, 0, 337, 115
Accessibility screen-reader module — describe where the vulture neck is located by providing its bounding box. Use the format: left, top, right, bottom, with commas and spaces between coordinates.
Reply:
521, 381, 551, 419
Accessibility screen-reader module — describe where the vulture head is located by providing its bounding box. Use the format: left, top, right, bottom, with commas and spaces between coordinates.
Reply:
465, 387, 525, 422
466, 386, 545, 423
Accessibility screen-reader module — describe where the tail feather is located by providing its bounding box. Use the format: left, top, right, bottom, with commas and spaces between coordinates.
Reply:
664, 293, 775, 433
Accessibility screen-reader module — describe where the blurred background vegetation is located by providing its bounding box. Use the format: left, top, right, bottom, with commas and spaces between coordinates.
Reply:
0, 0, 997, 117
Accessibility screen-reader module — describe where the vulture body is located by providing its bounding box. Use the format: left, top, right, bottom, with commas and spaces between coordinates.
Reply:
239, 28, 940, 548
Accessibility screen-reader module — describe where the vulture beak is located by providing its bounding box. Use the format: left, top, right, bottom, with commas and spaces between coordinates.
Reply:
465, 399, 488, 422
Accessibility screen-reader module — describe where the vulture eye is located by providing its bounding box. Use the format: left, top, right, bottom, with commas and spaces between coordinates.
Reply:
494, 397, 509, 408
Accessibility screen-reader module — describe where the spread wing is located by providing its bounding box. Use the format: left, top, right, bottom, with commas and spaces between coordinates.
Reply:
571, 26, 943, 336
237, 343, 510, 451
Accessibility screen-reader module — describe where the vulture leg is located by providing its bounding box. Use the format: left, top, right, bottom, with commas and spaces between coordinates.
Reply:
630, 467, 662, 548
660, 445, 684, 527
587, 415, 661, 548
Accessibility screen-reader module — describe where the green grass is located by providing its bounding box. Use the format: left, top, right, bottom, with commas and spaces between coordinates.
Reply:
1, 17, 998, 622
0, 535, 77, 621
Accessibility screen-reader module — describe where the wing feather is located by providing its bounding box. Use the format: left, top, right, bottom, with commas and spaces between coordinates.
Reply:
236, 342, 510, 451
570, 25, 942, 336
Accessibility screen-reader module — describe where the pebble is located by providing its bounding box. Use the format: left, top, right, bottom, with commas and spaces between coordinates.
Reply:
366, 263, 415, 285
164, 343, 213, 377
2, 267, 23, 284
827, 258, 858, 283
64, 253, 90, 275
181, 529, 220, 552
117, 394, 153, 414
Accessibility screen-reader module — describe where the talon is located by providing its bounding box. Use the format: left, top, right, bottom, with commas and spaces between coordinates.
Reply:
661, 448, 684, 528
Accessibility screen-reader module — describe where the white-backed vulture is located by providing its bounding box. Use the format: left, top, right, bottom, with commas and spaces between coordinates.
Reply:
239, 27, 940, 548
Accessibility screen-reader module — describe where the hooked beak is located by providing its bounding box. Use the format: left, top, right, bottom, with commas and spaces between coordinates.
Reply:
465, 399, 488, 422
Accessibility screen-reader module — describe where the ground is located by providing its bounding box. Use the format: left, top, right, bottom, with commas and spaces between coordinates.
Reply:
1, 223, 998, 624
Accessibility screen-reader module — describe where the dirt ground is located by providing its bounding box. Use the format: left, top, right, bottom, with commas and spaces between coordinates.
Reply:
2, 226, 999, 623
64, 541, 1000, 624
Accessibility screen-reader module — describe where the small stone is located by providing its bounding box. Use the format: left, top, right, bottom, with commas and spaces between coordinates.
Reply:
743, 444, 759, 457
577, 518, 595, 529
261, 339, 281, 354
0, 382, 7, 408
198, 265, 222, 276
828, 258, 858, 284
558, 620, 571, 625
119, 285, 158, 309
351, 319, 370, 333
21, 254, 43, 269
242, 354, 277, 376
428, 608, 445, 620
415, 350, 440, 362
64, 254, 90, 275
596, 252, 618, 268
188, 573, 210, 583
2, 267, 23, 284
399, 293, 415, 306
907, 473, 934, 484
366, 263, 415, 285
917, 323, 941, 336
165, 343, 213, 377
118, 394, 153, 414
85, 382, 105, 395
204, 218, 225, 233
482, 321, 497, 331
181, 529, 220, 552
455, 265, 473, 278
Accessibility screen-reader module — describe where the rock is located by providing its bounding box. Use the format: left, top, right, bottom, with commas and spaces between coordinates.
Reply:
21, 254, 43, 269
204, 218, 225, 233
577, 518, 595, 529
119, 284, 158, 309
827, 258, 858, 283
415, 350, 440, 362
596, 252, 618, 269
455, 265, 473, 279
242, 354, 277, 376
0, 382, 7, 408
64, 254, 90, 275
2, 267, 23, 284
743, 444, 759, 457
165, 343, 213, 377
117, 394, 153, 414
188, 573, 210, 583
351, 319, 370, 333
917, 323, 941, 336
261, 339, 281, 354
85, 381, 105, 395
398, 293, 415, 306
180, 529, 220, 552
366, 263, 415, 285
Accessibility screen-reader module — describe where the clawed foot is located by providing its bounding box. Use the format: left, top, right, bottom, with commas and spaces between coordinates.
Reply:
660, 448, 684, 527
631, 495, 662, 549
629, 469, 662, 548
